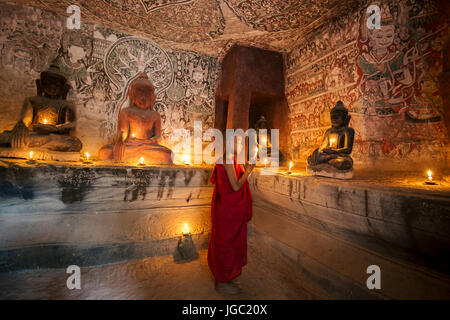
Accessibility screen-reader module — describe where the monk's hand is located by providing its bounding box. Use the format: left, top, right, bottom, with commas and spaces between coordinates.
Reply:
244, 162, 255, 174
11, 121, 29, 149
113, 139, 125, 161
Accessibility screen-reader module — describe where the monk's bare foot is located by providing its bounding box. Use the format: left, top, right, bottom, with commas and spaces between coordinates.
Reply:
215, 281, 242, 295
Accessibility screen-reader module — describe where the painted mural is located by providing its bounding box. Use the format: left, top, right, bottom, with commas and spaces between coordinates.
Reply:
286, 0, 449, 167
0, 1, 217, 155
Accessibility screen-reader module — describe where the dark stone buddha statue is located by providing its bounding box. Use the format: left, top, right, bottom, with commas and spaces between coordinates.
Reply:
307, 101, 355, 177
0, 61, 82, 153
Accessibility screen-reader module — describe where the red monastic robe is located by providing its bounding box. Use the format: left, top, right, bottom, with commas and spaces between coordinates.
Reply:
207, 158, 253, 283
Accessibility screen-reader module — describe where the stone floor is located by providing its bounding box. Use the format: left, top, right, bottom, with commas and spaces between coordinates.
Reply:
0, 238, 318, 300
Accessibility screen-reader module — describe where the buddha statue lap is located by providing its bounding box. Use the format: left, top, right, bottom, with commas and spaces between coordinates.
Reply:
0, 61, 82, 158
307, 101, 355, 179
98, 72, 173, 164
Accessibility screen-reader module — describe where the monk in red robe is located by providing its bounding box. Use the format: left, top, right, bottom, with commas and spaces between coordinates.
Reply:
208, 147, 255, 295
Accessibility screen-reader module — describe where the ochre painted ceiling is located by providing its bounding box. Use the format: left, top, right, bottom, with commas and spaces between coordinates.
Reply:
9, 0, 364, 56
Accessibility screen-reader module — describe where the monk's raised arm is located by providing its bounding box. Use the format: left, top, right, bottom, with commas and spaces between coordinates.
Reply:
223, 163, 253, 192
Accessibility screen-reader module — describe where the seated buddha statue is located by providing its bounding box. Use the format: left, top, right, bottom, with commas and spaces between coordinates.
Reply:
307, 101, 355, 175
0, 61, 82, 152
98, 72, 173, 164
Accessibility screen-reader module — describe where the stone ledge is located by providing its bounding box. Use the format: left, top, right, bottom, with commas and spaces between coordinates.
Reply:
0, 148, 80, 162
249, 170, 450, 273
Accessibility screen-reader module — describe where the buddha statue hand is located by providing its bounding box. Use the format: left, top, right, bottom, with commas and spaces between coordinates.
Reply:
11, 121, 29, 149
113, 137, 125, 161
323, 148, 338, 155
33, 123, 58, 134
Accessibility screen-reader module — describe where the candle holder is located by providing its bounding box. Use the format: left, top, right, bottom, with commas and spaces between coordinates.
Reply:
82, 152, 92, 164
287, 161, 293, 174
174, 229, 198, 264
26, 151, 36, 164
424, 170, 437, 185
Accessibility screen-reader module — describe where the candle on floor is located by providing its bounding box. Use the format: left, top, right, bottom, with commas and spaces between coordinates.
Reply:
43, 118, 47, 124
288, 161, 293, 174
29, 151, 34, 160
183, 222, 190, 235
139, 157, 145, 165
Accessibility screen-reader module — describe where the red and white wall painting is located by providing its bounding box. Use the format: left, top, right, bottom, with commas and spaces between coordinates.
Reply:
286, 0, 449, 168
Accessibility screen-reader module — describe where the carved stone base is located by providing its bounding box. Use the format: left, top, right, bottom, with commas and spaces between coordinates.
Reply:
307, 163, 354, 179
0, 148, 80, 162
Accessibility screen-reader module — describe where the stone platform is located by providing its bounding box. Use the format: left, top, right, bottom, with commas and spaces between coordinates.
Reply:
0, 159, 449, 299
0, 159, 214, 272
249, 169, 450, 299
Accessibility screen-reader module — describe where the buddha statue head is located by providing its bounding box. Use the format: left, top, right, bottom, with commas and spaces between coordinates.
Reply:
128, 72, 156, 110
330, 101, 350, 128
37, 60, 70, 99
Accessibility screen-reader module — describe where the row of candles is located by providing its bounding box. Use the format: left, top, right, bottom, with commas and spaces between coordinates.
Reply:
26, 150, 438, 184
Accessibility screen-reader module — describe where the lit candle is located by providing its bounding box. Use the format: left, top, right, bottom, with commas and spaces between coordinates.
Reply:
329, 138, 336, 148
43, 118, 47, 124
29, 151, 34, 160
288, 161, 293, 173
183, 222, 190, 235
425, 169, 437, 185
85, 152, 90, 161
251, 146, 258, 163
264, 158, 267, 168
140, 157, 144, 165
131, 133, 136, 138
183, 153, 190, 165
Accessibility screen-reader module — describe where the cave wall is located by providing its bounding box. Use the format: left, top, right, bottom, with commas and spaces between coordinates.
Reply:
286, 0, 449, 170
0, 0, 218, 158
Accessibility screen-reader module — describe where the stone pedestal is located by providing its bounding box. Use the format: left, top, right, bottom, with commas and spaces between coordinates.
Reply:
306, 163, 354, 179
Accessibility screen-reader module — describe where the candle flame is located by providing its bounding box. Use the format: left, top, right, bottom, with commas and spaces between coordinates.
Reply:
29, 151, 34, 159
427, 170, 432, 181
140, 157, 144, 165
183, 222, 189, 234
43, 118, 47, 124
264, 158, 267, 167
183, 153, 190, 165
289, 161, 293, 171
329, 138, 336, 147
85, 152, 90, 160
132, 133, 136, 138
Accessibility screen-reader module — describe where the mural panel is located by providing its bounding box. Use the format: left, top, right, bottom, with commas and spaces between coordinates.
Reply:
0, 1, 217, 156
286, 0, 449, 167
